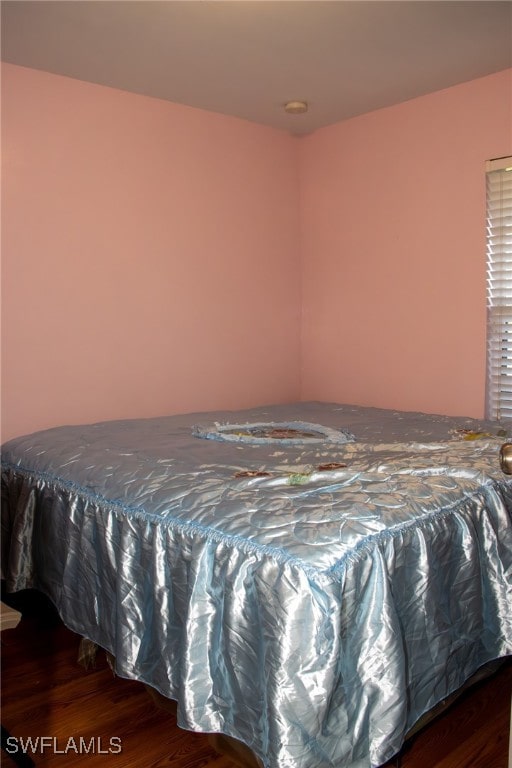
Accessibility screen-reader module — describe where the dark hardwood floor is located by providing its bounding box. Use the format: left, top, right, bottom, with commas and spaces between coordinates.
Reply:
1, 596, 511, 768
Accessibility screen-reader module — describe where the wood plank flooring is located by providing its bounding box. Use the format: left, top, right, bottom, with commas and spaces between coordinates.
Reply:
1, 597, 511, 768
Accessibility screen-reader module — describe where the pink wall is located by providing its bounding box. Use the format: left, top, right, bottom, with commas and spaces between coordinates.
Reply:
1, 63, 301, 441
299, 69, 512, 419
3, 65, 511, 441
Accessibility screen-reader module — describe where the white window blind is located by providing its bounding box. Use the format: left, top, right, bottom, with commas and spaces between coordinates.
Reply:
486, 156, 512, 420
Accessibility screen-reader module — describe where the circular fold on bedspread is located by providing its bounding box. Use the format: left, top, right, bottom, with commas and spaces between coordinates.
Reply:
191, 421, 355, 446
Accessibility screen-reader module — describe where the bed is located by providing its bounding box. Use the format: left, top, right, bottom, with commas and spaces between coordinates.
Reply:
1, 401, 511, 768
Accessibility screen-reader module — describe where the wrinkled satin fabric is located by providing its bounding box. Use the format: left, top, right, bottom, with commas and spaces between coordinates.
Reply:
2, 402, 512, 768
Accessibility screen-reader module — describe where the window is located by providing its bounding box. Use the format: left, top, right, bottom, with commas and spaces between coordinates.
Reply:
486, 156, 512, 420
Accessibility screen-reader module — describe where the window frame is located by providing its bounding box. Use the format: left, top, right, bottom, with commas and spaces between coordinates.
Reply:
486, 155, 512, 421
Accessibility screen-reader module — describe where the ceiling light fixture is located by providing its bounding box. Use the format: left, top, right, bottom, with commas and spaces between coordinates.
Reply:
284, 100, 308, 114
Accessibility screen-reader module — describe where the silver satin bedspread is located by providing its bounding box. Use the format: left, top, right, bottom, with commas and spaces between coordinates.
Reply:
2, 402, 512, 767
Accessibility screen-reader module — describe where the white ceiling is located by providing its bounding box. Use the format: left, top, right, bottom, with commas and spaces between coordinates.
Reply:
2, 1, 511, 136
